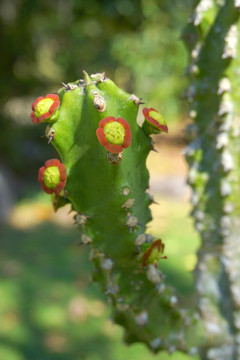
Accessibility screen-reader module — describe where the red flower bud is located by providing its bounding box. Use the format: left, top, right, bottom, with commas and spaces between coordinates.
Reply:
31, 94, 60, 124
38, 159, 67, 195
96, 116, 132, 154
142, 108, 168, 134
142, 239, 167, 267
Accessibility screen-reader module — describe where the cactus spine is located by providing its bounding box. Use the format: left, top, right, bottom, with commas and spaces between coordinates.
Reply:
184, 0, 240, 359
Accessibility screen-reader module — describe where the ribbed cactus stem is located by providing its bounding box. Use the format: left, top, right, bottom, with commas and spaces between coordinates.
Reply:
184, 1, 240, 359
31, 72, 203, 354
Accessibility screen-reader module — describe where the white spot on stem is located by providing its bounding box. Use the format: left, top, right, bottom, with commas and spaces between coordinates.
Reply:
218, 100, 233, 116
217, 78, 231, 95
221, 150, 234, 172
146, 265, 163, 284
81, 234, 92, 244
122, 198, 135, 209
194, 210, 205, 221
126, 216, 138, 228
216, 132, 228, 149
220, 180, 232, 197
134, 234, 147, 246
235, 0, 240, 8
182, 138, 202, 157
222, 25, 238, 59
170, 296, 178, 306
150, 337, 161, 350
190, 0, 214, 26
223, 202, 234, 214
135, 311, 148, 326
122, 187, 130, 196
101, 258, 114, 271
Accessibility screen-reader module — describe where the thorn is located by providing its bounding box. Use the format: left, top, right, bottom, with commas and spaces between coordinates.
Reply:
149, 195, 159, 205
83, 70, 93, 84
127, 94, 143, 106
61, 82, 78, 90
139, 101, 145, 105
63, 189, 69, 198
150, 140, 158, 152
62, 82, 68, 89
48, 136, 53, 144
45, 126, 55, 143
146, 234, 154, 243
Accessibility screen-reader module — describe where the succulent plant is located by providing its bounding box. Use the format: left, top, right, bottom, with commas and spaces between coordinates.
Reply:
31, 71, 203, 354
183, 1, 240, 358
30, 1, 240, 358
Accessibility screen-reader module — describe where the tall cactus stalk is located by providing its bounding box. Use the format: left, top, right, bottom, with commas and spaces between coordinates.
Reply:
183, 0, 240, 359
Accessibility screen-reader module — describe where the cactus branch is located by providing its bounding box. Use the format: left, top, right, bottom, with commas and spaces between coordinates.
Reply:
184, 1, 240, 358
31, 71, 203, 354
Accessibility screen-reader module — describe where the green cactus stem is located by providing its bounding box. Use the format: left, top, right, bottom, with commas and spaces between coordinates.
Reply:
31, 71, 203, 354
183, 1, 240, 359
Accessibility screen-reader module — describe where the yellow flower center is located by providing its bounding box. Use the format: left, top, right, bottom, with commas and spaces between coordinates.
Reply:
147, 247, 163, 265
104, 121, 125, 145
35, 98, 54, 118
148, 110, 164, 125
43, 166, 60, 189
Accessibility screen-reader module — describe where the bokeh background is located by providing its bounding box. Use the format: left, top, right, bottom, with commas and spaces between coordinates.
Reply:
0, 1, 201, 359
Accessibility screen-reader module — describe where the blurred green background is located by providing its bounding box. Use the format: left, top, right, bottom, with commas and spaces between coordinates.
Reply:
0, 0, 201, 359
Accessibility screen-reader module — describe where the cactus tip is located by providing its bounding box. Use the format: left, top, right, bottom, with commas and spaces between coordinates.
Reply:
83, 70, 92, 84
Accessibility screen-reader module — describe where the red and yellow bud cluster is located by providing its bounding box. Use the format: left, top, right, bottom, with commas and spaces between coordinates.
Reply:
38, 159, 67, 195
142, 239, 167, 268
142, 108, 168, 135
96, 116, 131, 153
31, 94, 60, 124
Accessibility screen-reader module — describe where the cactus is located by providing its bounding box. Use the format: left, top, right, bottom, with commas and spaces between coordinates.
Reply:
31, 71, 204, 354
183, 0, 240, 359
30, 1, 240, 356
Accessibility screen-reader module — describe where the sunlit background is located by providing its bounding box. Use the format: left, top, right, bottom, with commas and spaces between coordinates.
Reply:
0, 1, 201, 359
